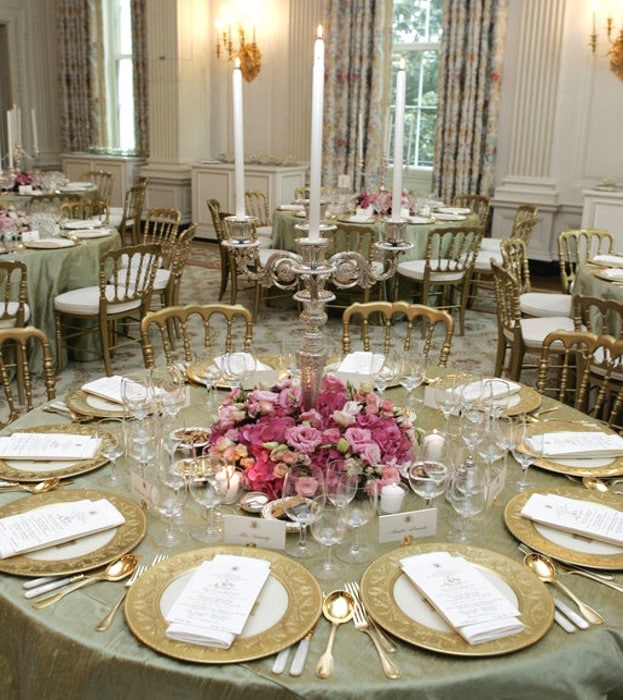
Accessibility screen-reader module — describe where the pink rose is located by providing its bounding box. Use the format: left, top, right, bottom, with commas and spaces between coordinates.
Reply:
295, 475, 322, 497
332, 400, 361, 427
285, 424, 324, 454
239, 416, 296, 445
245, 389, 280, 417
299, 408, 323, 429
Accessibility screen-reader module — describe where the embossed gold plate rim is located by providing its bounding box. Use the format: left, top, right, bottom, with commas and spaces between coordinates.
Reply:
435, 375, 541, 417
503, 487, 623, 570
124, 545, 323, 664
360, 542, 553, 657
0, 487, 146, 577
525, 420, 623, 477
65, 388, 125, 418
0, 424, 111, 481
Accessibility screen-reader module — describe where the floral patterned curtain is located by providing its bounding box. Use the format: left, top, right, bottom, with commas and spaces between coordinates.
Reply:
131, 0, 149, 157
323, 0, 392, 192
432, 0, 508, 202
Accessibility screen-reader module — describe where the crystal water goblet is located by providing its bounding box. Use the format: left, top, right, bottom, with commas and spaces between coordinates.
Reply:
153, 466, 187, 548
189, 455, 231, 543
96, 418, 124, 486
434, 375, 461, 437
407, 459, 449, 508
221, 347, 257, 391
151, 365, 186, 421
325, 460, 358, 509
399, 345, 427, 412
310, 497, 346, 580
511, 416, 544, 491
336, 489, 375, 564
282, 464, 324, 558
447, 463, 487, 543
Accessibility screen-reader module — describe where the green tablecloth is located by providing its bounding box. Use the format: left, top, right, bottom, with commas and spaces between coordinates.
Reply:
0, 385, 621, 700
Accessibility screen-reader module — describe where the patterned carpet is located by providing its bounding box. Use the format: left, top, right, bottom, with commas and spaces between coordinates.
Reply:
48, 241, 501, 399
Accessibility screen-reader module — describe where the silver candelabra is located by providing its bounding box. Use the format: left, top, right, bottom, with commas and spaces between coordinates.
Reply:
223, 215, 412, 410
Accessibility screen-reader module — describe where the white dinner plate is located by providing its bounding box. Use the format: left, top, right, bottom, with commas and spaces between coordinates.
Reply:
65, 228, 113, 239
62, 219, 103, 230
24, 238, 76, 249
437, 207, 471, 215
59, 182, 94, 192
434, 213, 468, 221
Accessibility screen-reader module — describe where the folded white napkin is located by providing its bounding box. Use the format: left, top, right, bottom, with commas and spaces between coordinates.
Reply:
0, 498, 125, 558
591, 254, 623, 268
0, 432, 101, 461
333, 351, 385, 389
400, 552, 524, 645
278, 204, 305, 211
521, 493, 623, 546
527, 431, 623, 459
456, 379, 521, 402
82, 375, 126, 404
599, 268, 623, 282
214, 352, 279, 389
165, 555, 271, 648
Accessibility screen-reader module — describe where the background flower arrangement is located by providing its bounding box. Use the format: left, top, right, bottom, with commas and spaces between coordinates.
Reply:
208, 376, 418, 499
0, 205, 29, 234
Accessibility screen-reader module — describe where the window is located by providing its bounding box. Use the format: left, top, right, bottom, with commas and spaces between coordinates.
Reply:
391, 0, 443, 169
102, 0, 135, 153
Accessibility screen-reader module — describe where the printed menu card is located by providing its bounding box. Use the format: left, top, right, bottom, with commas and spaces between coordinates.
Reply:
0, 432, 101, 460
400, 551, 524, 645
0, 499, 125, 558
521, 493, 623, 546
526, 431, 623, 459
165, 555, 271, 649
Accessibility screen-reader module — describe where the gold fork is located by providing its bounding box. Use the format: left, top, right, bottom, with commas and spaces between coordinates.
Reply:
345, 581, 397, 653
344, 581, 401, 680
95, 553, 166, 631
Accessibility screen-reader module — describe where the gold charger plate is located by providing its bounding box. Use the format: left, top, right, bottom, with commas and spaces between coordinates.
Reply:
0, 487, 146, 577
24, 238, 77, 249
65, 387, 125, 418
0, 424, 111, 481
526, 420, 623, 478
124, 545, 322, 664
436, 375, 541, 417
503, 487, 623, 570
360, 542, 553, 657
186, 354, 281, 389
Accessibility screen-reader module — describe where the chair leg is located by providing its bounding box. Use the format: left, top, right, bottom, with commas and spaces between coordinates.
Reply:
55, 312, 64, 373
100, 317, 113, 376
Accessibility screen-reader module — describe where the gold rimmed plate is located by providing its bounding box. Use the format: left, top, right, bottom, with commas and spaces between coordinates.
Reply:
186, 354, 281, 390
360, 542, 553, 657
65, 387, 125, 418
526, 420, 623, 478
435, 375, 541, 417
504, 487, 623, 570
124, 545, 322, 664
0, 424, 111, 481
0, 487, 146, 577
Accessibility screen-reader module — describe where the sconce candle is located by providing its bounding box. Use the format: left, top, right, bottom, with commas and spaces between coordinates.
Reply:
31, 109, 38, 154
307, 25, 325, 242
232, 58, 245, 218
6, 110, 13, 169
391, 59, 406, 221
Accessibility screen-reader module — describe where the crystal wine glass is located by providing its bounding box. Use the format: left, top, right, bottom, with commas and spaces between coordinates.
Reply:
447, 463, 487, 543
151, 365, 186, 422
310, 496, 346, 580
153, 466, 187, 548
325, 460, 359, 509
221, 347, 257, 391
282, 464, 325, 559
96, 418, 124, 486
435, 375, 462, 437
407, 459, 449, 508
336, 488, 375, 564
369, 344, 400, 398
399, 346, 427, 413
188, 455, 231, 543
511, 417, 544, 491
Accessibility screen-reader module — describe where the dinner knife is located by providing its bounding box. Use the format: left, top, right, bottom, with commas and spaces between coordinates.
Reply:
554, 598, 590, 630
271, 646, 290, 675
23, 574, 86, 599
23, 576, 58, 590
553, 610, 576, 634
289, 628, 315, 676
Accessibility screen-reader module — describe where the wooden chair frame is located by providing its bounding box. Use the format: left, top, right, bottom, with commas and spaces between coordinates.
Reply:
81, 169, 114, 205
557, 228, 614, 294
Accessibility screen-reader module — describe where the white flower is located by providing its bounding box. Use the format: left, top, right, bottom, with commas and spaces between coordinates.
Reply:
332, 400, 362, 427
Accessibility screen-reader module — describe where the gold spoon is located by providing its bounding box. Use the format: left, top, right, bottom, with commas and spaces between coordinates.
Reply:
0, 477, 61, 494
33, 554, 139, 609
315, 590, 355, 679
523, 552, 605, 625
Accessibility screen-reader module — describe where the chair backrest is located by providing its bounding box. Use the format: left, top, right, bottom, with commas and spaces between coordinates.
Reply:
557, 228, 614, 293
140, 208, 181, 266
60, 199, 110, 224
167, 223, 198, 297
0, 326, 56, 426
207, 198, 230, 243
491, 259, 522, 339
28, 192, 82, 214
500, 237, 531, 293
140, 303, 254, 367
423, 226, 483, 275
326, 224, 379, 263
510, 215, 538, 246
81, 169, 114, 204
572, 294, 623, 338
245, 190, 271, 227
100, 243, 160, 309
537, 329, 623, 430
0, 259, 28, 327
451, 194, 491, 232
341, 300, 454, 367
120, 180, 147, 244
512, 204, 539, 228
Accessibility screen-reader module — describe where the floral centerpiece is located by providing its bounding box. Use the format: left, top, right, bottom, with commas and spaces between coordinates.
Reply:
207, 375, 418, 499
0, 206, 29, 235
355, 190, 411, 216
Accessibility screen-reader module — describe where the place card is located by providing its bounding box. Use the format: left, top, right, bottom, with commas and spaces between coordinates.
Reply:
0, 432, 101, 460
400, 551, 524, 645
165, 554, 271, 648
527, 431, 623, 459
130, 471, 158, 511
378, 508, 437, 543
0, 498, 125, 558
21, 230, 39, 243
223, 513, 286, 550
521, 493, 623, 546
18, 185, 33, 194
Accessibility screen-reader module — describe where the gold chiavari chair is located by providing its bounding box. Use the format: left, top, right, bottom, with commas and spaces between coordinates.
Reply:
59, 199, 110, 224
341, 300, 454, 367
140, 303, 254, 368
557, 228, 614, 294
0, 326, 56, 427
81, 169, 114, 206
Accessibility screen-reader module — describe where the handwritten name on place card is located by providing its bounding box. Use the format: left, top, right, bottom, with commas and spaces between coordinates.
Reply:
378, 508, 437, 543
223, 514, 286, 550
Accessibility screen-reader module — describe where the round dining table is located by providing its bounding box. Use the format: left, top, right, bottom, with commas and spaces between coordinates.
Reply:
0, 377, 621, 700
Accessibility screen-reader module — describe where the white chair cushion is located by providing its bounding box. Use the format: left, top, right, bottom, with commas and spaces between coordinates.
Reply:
519, 316, 576, 349
153, 268, 171, 291
480, 238, 502, 253
520, 292, 572, 318
0, 302, 30, 325
474, 250, 503, 271
54, 286, 142, 315
108, 207, 124, 228
397, 259, 465, 283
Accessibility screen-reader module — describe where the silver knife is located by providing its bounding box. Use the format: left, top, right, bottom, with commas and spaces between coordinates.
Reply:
554, 597, 590, 630
23, 574, 85, 599
553, 610, 576, 633
23, 576, 58, 590
289, 628, 314, 676
271, 646, 290, 675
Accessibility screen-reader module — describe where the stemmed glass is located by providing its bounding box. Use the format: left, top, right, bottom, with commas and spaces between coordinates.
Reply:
511, 417, 544, 491
188, 455, 231, 543
407, 460, 449, 508
336, 489, 375, 564
151, 365, 186, 422
435, 375, 462, 437
153, 466, 187, 548
310, 497, 346, 580
221, 347, 257, 391
447, 463, 487, 543
196, 350, 222, 419
476, 416, 507, 503
325, 461, 358, 509
282, 464, 324, 559
369, 344, 400, 398
399, 346, 427, 413
459, 405, 486, 458
96, 418, 124, 486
